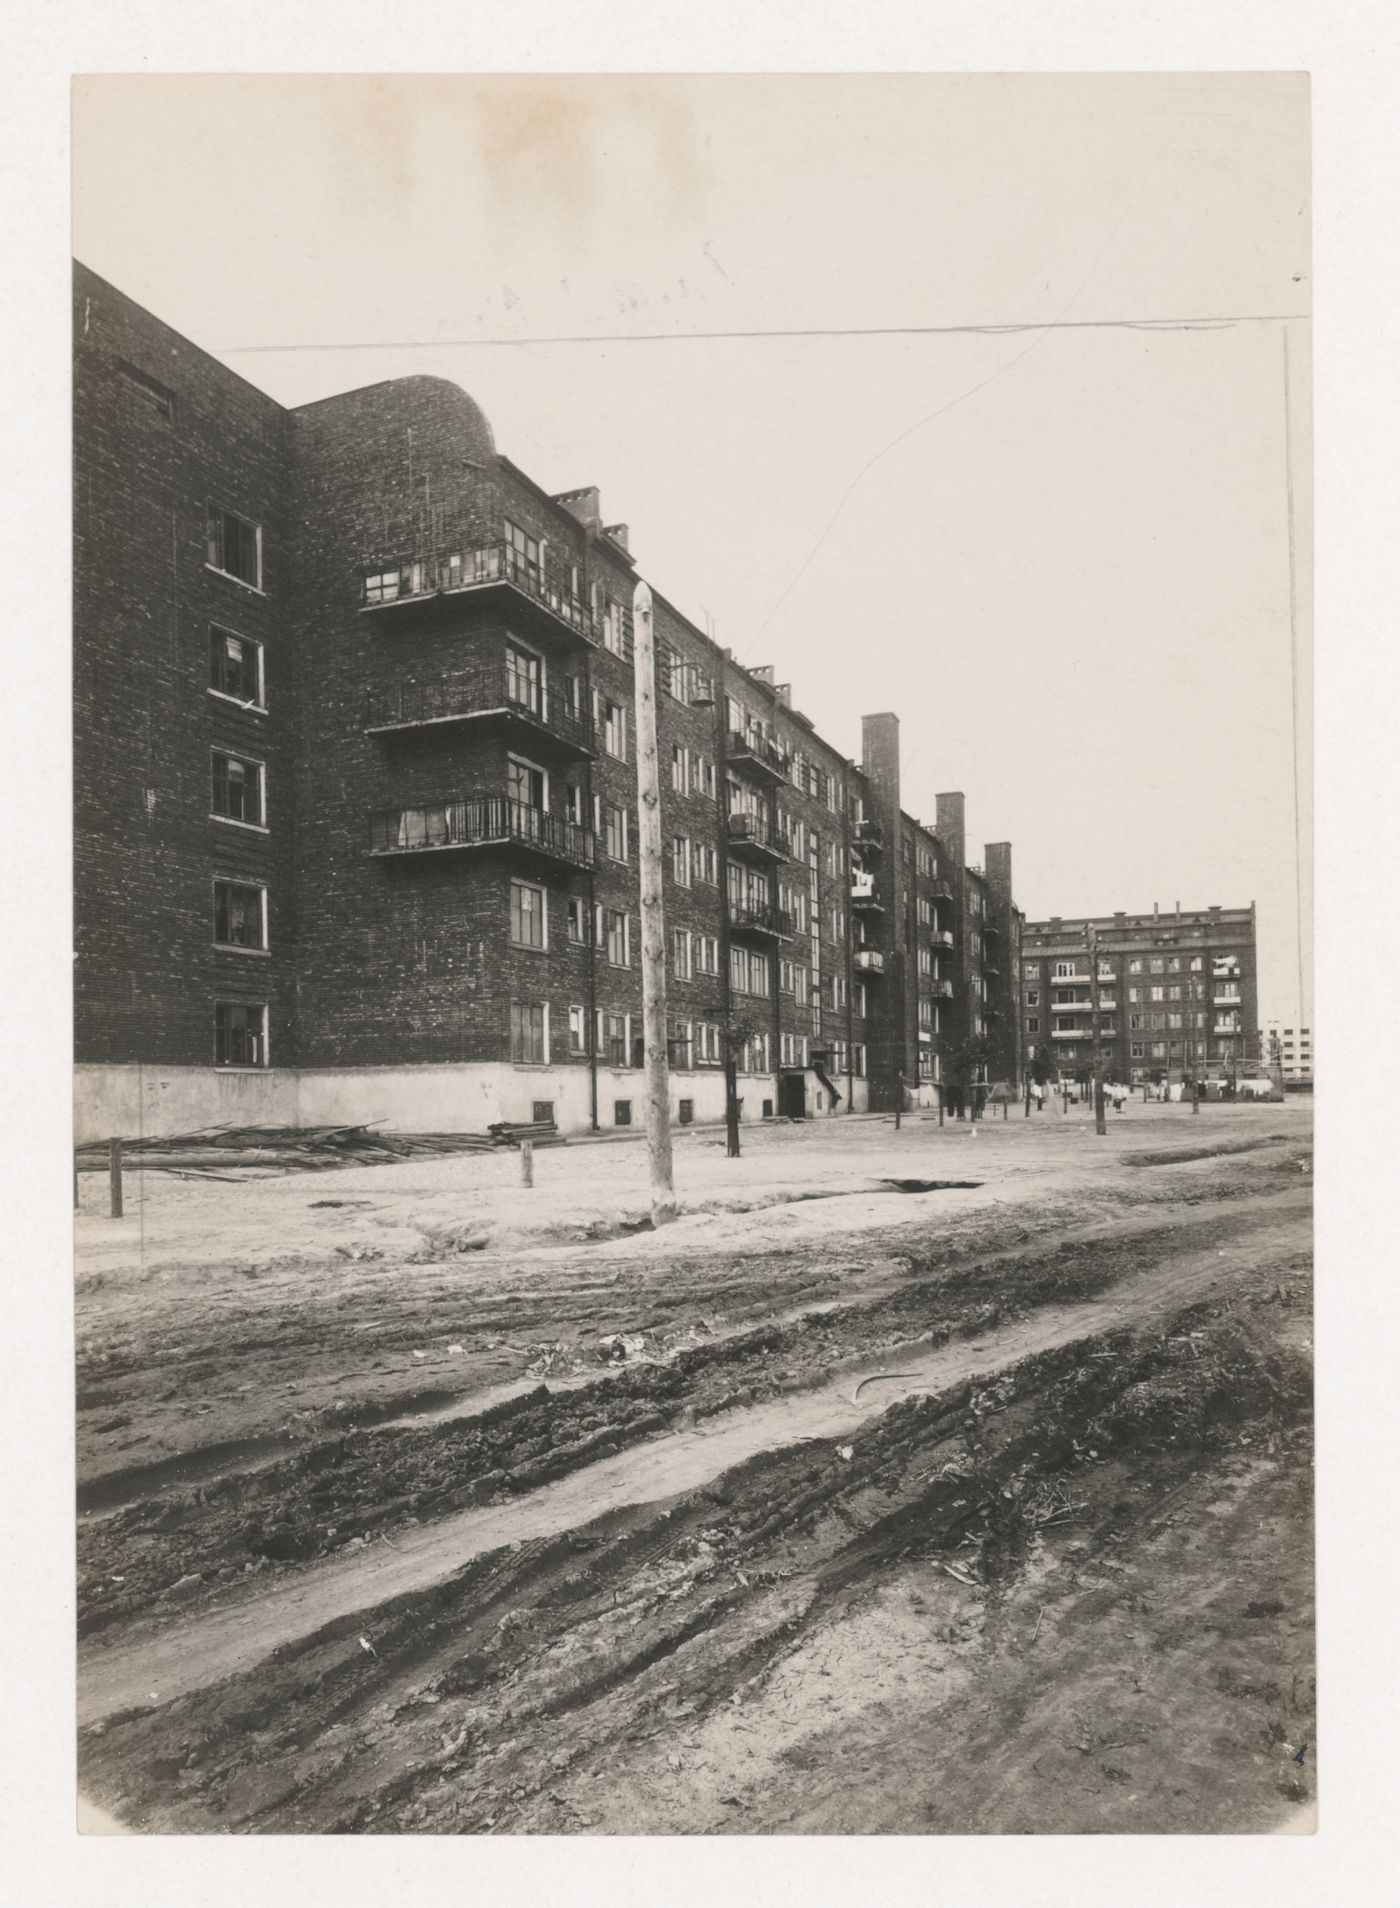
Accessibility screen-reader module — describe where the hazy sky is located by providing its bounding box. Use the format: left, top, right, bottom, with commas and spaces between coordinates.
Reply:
73, 72, 1311, 1026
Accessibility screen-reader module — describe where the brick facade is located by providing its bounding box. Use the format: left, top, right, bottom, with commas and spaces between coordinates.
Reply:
1019, 905, 1259, 1087
74, 262, 1022, 1136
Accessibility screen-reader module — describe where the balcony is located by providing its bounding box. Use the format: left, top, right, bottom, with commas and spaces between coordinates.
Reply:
1214, 992, 1242, 1007
930, 880, 955, 902
1050, 997, 1090, 1013
854, 817, 884, 854
931, 928, 955, 948
365, 670, 593, 757
1051, 1026, 1086, 1040
850, 875, 883, 911
367, 796, 593, 869
727, 729, 790, 786
360, 543, 598, 648
854, 949, 886, 975
728, 902, 793, 944
929, 978, 954, 999
726, 811, 789, 864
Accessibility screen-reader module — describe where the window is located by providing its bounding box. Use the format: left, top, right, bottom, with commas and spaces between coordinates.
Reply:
211, 750, 264, 826
1027, 1017, 1040, 1034
568, 1005, 588, 1055
505, 642, 542, 714
1131, 1041, 1145, 1059
696, 1023, 722, 1066
508, 754, 546, 815
118, 360, 175, 419
1127, 958, 1142, 974
613, 1099, 632, 1127
832, 974, 848, 1010
215, 1001, 266, 1068
1128, 986, 1140, 1003
604, 804, 630, 863
1167, 1013, 1183, 1030
600, 1011, 629, 1067
1166, 957, 1180, 973
851, 1044, 867, 1078
691, 841, 717, 885
209, 627, 264, 706
567, 897, 587, 945
1054, 961, 1076, 979
1149, 958, 1165, 975
671, 744, 689, 793
1150, 986, 1165, 1003
213, 879, 266, 951
730, 946, 770, 996
672, 929, 692, 980
1166, 985, 1181, 1001
532, 1100, 554, 1124
600, 598, 626, 657
564, 784, 584, 826
695, 754, 716, 800
597, 696, 627, 761
670, 1022, 694, 1069
1129, 1014, 1142, 1031
917, 897, 932, 927
606, 910, 630, 967
695, 935, 720, 976
510, 1001, 547, 1064
678, 1099, 694, 1125
1026, 989, 1040, 1007
854, 981, 868, 1017
206, 505, 262, 588
504, 518, 540, 583
918, 948, 932, 977
510, 880, 547, 950
672, 835, 691, 884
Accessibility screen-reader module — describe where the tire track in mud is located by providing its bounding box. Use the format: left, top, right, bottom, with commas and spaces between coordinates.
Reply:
76, 1195, 1306, 1732
78, 1239, 1311, 1835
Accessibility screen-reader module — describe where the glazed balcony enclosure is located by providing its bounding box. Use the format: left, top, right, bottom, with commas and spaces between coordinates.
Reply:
367, 796, 594, 869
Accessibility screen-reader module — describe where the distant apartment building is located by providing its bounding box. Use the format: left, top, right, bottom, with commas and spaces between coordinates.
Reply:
1019, 905, 1258, 1086
74, 261, 1021, 1140
1259, 1020, 1313, 1083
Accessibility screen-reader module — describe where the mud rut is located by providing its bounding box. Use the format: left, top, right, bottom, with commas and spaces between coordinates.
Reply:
77, 1175, 1312, 1833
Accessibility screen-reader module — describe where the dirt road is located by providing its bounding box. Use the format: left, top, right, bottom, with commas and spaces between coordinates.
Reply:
75, 1104, 1313, 1834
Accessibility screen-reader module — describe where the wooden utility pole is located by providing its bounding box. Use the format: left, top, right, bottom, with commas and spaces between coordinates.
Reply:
632, 581, 678, 1224
108, 1137, 124, 1218
713, 656, 740, 1156
1089, 923, 1106, 1135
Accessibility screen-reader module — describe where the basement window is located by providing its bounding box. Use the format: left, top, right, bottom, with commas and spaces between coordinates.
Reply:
214, 1001, 267, 1068
678, 1099, 694, 1124
531, 1101, 554, 1124
614, 1099, 632, 1127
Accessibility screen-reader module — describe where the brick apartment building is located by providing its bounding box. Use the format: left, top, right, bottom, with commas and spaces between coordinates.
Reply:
73, 262, 1022, 1141
1019, 904, 1259, 1088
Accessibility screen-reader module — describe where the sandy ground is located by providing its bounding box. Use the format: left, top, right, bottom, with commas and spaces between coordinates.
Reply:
74, 1099, 1313, 1834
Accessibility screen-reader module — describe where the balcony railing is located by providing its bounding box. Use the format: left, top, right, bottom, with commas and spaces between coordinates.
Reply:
854, 949, 885, 974
728, 903, 794, 941
365, 669, 593, 753
727, 729, 790, 784
929, 979, 954, 999
931, 928, 955, 948
850, 875, 882, 908
726, 811, 789, 861
368, 797, 593, 867
854, 818, 884, 852
361, 542, 598, 646
930, 880, 955, 901
1050, 1026, 1085, 1039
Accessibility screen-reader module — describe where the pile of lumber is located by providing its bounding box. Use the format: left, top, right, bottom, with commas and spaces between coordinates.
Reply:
74, 1120, 557, 1180
487, 1118, 564, 1150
